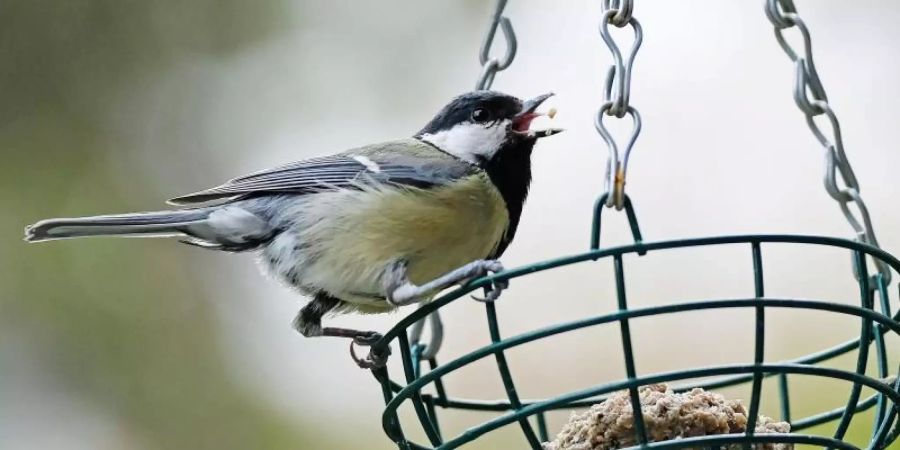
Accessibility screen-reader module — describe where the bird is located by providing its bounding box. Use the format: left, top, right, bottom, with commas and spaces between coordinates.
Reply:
24, 90, 562, 368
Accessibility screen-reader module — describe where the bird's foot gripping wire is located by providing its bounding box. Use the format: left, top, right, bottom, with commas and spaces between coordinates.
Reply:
348, 331, 391, 369
468, 260, 509, 302
385, 259, 509, 306
294, 296, 392, 369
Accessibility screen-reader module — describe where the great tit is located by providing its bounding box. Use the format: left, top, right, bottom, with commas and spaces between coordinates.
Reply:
24, 90, 561, 367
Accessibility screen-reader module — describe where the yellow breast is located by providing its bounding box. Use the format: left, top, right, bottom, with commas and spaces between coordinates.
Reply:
300, 173, 509, 301
375, 174, 509, 284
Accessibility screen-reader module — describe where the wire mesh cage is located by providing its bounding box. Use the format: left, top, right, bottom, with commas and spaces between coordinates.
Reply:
364, 1, 900, 448
368, 195, 900, 450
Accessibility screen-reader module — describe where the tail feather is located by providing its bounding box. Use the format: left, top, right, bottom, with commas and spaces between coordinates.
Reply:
24, 209, 210, 242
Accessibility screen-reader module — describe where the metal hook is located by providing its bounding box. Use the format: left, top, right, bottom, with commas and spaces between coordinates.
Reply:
602, 0, 634, 28
475, 59, 499, 90
408, 307, 444, 360
475, 0, 517, 91
595, 103, 642, 209
765, 0, 798, 29
479, 2, 517, 71
792, 60, 827, 116
598, 11, 643, 118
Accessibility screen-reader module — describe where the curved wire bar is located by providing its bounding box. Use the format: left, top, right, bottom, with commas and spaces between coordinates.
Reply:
377, 299, 899, 448
390, 364, 899, 450
380, 299, 900, 414
369, 235, 900, 450
379, 320, 896, 415
370, 234, 900, 351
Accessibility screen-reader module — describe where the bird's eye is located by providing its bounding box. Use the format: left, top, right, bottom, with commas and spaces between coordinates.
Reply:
471, 108, 491, 123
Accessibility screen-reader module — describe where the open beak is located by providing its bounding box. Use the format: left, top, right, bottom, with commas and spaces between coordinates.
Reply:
512, 93, 564, 139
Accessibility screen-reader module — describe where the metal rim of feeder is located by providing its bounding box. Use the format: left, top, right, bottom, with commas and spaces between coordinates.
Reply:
368, 1, 900, 449
371, 216, 900, 450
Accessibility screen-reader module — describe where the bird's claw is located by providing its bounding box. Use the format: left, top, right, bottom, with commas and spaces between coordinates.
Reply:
469, 260, 509, 303
349, 332, 391, 369
352, 330, 382, 346
470, 285, 504, 302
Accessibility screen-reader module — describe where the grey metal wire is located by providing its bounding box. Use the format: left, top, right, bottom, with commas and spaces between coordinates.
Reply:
764, 0, 891, 284
602, 0, 634, 27
596, 0, 643, 210
476, 0, 517, 90
412, 0, 520, 359
408, 306, 443, 360
595, 104, 641, 212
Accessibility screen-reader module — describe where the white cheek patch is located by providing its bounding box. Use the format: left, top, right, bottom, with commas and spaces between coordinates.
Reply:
420, 120, 510, 164
352, 155, 381, 173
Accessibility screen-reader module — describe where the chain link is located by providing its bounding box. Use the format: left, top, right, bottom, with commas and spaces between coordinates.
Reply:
596, 0, 643, 210
765, 0, 891, 283
476, 0, 517, 90
411, 0, 520, 359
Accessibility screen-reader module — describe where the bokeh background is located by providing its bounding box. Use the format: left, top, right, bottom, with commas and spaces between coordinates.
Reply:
2, 1, 898, 449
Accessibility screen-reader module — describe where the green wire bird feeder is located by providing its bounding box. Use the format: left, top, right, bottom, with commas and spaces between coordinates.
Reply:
367, 1, 900, 449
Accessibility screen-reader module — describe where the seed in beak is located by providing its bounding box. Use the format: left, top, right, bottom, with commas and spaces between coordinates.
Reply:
547, 108, 557, 119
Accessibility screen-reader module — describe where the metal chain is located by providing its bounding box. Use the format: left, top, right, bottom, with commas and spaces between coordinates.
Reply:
476, 0, 517, 90
411, 0, 520, 360
765, 0, 891, 284
596, 0, 643, 210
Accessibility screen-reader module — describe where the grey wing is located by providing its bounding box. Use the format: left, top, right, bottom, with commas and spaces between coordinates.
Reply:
168, 145, 474, 205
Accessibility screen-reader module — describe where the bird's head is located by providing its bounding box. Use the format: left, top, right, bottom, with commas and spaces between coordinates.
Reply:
416, 91, 562, 166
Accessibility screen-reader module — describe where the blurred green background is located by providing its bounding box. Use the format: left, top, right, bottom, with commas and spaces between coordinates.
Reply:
1, 1, 321, 448
1, 1, 897, 449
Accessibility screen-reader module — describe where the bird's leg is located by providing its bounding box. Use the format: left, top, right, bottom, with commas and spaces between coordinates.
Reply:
384, 259, 509, 307
293, 293, 390, 369
292, 293, 339, 338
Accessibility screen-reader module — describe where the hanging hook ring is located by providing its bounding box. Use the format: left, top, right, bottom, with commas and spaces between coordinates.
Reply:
598, 11, 643, 118
765, 0, 798, 29
602, 0, 634, 28
479, 6, 517, 71
476, 58, 500, 90
595, 103, 642, 210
